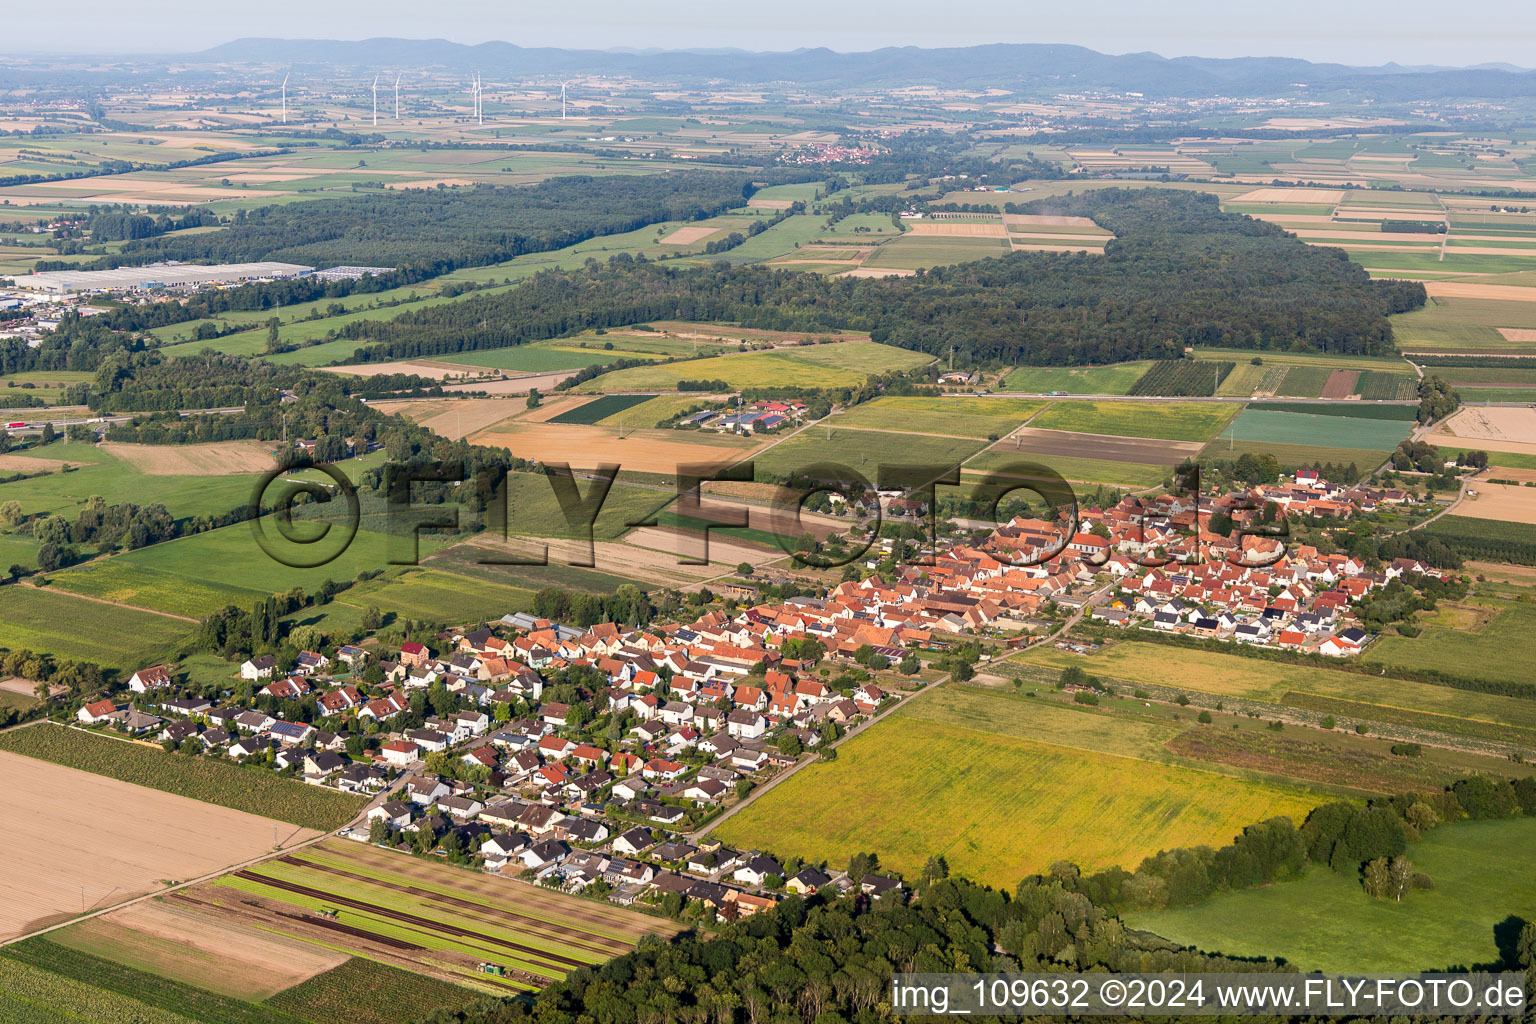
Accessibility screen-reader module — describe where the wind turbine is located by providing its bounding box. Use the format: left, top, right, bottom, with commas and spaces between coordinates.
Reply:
371, 74, 378, 127
560, 80, 570, 120
394, 74, 401, 119
281, 73, 288, 124
475, 74, 484, 125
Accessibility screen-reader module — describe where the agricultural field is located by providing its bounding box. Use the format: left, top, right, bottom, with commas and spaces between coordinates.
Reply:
1018, 637, 1536, 736
48, 561, 270, 619
0, 584, 194, 672
1455, 478, 1536, 525
1126, 817, 1536, 972
577, 339, 933, 392
0, 441, 269, 522
1126, 360, 1234, 397
829, 396, 1045, 438
1002, 427, 1205, 467
860, 234, 1009, 271
752, 427, 988, 482
0, 725, 363, 831
716, 688, 1319, 886
469, 418, 763, 478
432, 334, 732, 374
198, 840, 680, 992
1027, 401, 1237, 442
0, 745, 326, 942
0, 953, 217, 1024
1214, 407, 1413, 451
102, 525, 452, 599
1392, 296, 1536, 355
1426, 406, 1536, 458
547, 393, 659, 424
1363, 598, 1536, 687
1201, 439, 1392, 473
1001, 363, 1151, 395
335, 567, 534, 624
577, 343, 927, 393
48, 900, 346, 1002
2, 938, 312, 1024
963, 450, 1171, 489
267, 958, 480, 1024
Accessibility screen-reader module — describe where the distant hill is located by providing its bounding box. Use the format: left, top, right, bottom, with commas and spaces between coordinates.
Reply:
192, 38, 1536, 100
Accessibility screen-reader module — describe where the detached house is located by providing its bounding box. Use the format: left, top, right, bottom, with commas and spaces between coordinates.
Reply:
127, 665, 172, 694
239, 655, 275, 680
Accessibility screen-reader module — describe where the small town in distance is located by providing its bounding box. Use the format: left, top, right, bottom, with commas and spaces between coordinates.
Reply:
1, 9, 1536, 1024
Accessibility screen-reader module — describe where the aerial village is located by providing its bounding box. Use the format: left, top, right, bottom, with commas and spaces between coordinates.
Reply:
71, 468, 1447, 915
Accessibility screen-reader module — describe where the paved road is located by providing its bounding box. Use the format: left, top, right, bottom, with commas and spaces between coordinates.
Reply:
0, 722, 411, 949
3, 406, 244, 435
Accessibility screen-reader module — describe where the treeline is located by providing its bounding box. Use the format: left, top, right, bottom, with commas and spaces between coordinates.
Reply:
530, 585, 655, 628
88, 207, 216, 241
1416, 374, 1460, 424
1424, 518, 1536, 566
24, 498, 175, 572
97, 173, 762, 273
414, 877, 1287, 1024
1381, 220, 1447, 233
1062, 774, 1535, 914
339, 190, 1425, 368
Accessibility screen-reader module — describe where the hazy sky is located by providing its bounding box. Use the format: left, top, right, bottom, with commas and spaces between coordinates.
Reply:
11, 0, 1533, 67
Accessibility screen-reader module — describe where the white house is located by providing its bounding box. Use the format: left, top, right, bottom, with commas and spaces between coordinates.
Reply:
126, 665, 172, 694
239, 655, 275, 680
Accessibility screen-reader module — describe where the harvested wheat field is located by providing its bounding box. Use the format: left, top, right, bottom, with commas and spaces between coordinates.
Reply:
658, 225, 718, 245
1458, 481, 1536, 524
1233, 188, 1344, 204
445, 535, 731, 588
378, 397, 539, 440
519, 395, 599, 423
1422, 282, 1536, 303
906, 222, 1007, 237
468, 421, 764, 476
626, 525, 782, 567
1498, 329, 1536, 343
326, 359, 490, 380
1002, 214, 1103, 228
0, 749, 319, 940
101, 441, 276, 476
0, 454, 70, 472
51, 900, 346, 1000
1429, 407, 1536, 455
747, 198, 794, 209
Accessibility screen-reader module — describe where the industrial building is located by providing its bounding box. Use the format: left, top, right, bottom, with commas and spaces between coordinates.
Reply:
3, 261, 314, 294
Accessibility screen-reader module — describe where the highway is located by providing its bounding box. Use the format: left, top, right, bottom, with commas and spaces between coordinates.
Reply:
1, 406, 245, 434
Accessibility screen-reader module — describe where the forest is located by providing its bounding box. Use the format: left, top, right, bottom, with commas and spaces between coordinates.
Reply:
92, 171, 769, 273
338, 190, 1426, 367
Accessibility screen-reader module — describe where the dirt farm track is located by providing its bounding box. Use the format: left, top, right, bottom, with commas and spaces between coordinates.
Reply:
0, 750, 318, 940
